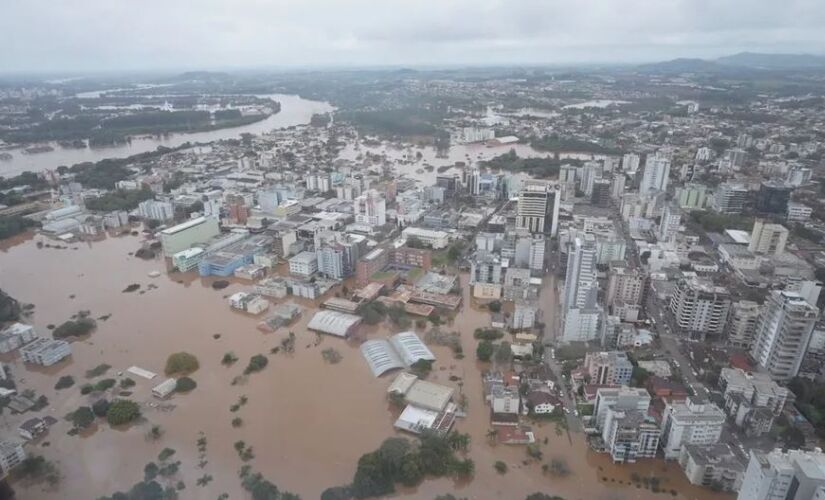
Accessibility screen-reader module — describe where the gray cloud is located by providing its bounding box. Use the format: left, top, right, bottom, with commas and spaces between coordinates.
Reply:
2, 0, 825, 73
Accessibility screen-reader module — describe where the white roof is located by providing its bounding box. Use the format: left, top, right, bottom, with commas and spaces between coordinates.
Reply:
405, 380, 454, 412
361, 340, 404, 377
394, 404, 438, 434
161, 216, 207, 235
390, 332, 435, 367
388, 372, 419, 394
725, 229, 751, 244
307, 310, 361, 337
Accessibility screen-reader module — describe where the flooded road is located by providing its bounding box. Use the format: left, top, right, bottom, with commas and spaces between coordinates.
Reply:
0, 233, 731, 499
0, 94, 334, 177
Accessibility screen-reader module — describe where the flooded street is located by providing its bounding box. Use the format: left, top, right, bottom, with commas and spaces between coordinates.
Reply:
0, 233, 730, 499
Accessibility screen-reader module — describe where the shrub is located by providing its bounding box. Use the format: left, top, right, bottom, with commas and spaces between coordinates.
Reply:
93, 378, 116, 392
53, 317, 96, 339
55, 376, 75, 390
165, 352, 199, 376
85, 363, 111, 378
70, 406, 95, 429
158, 448, 176, 461
106, 399, 140, 426
175, 377, 197, 393
494, 461, 508, 474
119, 377, 136, 389
80, 384, 94, 395
476, 340, 494, 362
221, 352, 238, 366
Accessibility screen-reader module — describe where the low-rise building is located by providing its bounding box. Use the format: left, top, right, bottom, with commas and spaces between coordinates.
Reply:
0, 441, 26, 476
19, 337, 71, 366
152, 378, 177, 399
660, 398, 725, 460
584, 351, 633, 386
0, 323, 36, 354
679, 443, 746, 492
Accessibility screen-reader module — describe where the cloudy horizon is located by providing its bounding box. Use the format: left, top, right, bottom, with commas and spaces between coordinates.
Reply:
3, 0, 825, 74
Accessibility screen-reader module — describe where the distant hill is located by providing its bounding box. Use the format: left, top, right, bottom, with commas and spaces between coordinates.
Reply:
716, 52, 825, 69
172, 71, 232, 82
637, 52, 825, 74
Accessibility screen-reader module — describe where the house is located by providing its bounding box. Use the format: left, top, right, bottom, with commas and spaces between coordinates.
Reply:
0, 441, 25, 476
19, 337, 71, 366
0, 323, 36, 354
491, 385, 521, 425
152, 378, 177, 399
228, 292, 270, 315
527, 391, 562, 414
18, 416, 57, 441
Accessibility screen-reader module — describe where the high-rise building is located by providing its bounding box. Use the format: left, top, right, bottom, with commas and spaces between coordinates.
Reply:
516, 180, 559, 235
749, 219, 788, 255
353, 189, 387, 227
606, 265, 645, 308
658, 203, 682, 242
756, 180, 793, 215
751, 290, 818, 381
563, 235, 597, 311
712, 183, 749, 214
593, 386, 651, 430
726, 300, 760, 349
738, 448, 825, 500
610, 175, 626, 200
314, 231, 364, 280
660, 398, 726, 459
580, 161, 603, 196
640, 153, 670, 195
622, 153, 641, 173
591, 178, 612, 207
669, 277, 731, 340
584, 351, 633, 385
137, 199, 174, 221
602, 409, 661, 464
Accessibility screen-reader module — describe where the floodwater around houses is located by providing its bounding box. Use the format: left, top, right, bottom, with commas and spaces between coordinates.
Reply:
0, 232, 731, 499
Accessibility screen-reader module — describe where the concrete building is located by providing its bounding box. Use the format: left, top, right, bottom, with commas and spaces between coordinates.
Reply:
749, 220, 789, 255
584, 351, 634, 386
0, 441, 26, 476
606, 265, 645, 308
660, 398, 726, 459
751, 290, 819, 381
679, 444, 746, 492
356, 248, 389, 285
392, 246, 432, 270
787, 202, 813, 223
137, 199, 174, 221
756, 181, 793, 215
402, 227, 449, 249
659, 203, 682, 242
738, 448, 825, 500
593, 386, 651, 430
19, 337, 71, 366
712, 183, 749, 214
563, 235, 598, 313
668, 277, 731, 340
640, 153, 670, 196
353, 190, 387, 227
675, 184, 709, 210
726, 300, 761, 349
602, 408, 660, 463
516, 180, 559, 235
0, 323, 36, 354
159, 216, 220, 256
512, 302, 537, 330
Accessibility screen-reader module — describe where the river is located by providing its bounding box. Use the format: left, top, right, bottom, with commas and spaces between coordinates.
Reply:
0, 94, 335, 178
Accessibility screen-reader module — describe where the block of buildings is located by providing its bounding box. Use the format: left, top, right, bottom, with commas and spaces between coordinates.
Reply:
19, 337, 71, 366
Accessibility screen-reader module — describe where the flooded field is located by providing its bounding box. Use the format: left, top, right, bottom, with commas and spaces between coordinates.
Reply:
0, 232, 731, 499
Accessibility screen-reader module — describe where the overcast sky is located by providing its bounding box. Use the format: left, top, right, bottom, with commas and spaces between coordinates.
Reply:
3, 0, 825, 73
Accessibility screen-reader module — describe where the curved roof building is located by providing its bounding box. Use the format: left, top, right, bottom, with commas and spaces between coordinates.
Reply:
390, 331, 436, 366
307, 310, 361, 338
361, 339, 404, 377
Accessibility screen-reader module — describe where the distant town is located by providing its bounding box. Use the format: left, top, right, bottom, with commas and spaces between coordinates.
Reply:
2, 55, 825, 499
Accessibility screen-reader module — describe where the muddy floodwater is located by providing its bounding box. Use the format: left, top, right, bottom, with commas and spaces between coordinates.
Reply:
0, 232, 732, 500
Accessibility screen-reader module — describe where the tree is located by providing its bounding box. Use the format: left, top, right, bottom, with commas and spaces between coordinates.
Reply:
55, 375, 75, 390
488, 301, 502, 313
175, 377, 197, 393
494, 341, 512, 364
92, 399, 111, 417
476, 340, 494, 362
244, 354, 269, 375
494, 461, 507, 474
106, 399, 140, 426
410, 359, 433, 378
70, 406, 95, 429
165, 352, 199, 376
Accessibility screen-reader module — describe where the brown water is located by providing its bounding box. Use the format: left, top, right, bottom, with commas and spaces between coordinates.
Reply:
0, 233, 731, 500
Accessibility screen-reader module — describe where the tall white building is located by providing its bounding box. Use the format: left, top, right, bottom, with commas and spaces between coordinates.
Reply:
751, 290, 819, 381
137, 199, 174, 221
658, 203, 682, 242
593, 386, 651, 430
712, 183, 749, 214
749, 220, 788, 255
660, 398, 726, 459
563, 235, 598, 312
669, 277, 731, 340
622, 153, 641, 173
640, 153, 670, 196
353, 190, 387, 227
738, 448, 825, 500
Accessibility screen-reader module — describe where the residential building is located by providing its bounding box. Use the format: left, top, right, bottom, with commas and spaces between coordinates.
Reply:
584, 351, 634, 386
738, 448, 825, 500
0, 441, 26, 476
356, 248, 388, 285
137, 199, 174, 221
606, 264, 644, 308
668, 277, 731, 340
787, 202, 813, 223
602, 408, 660, 463
751, 290, 819, 381
675, 184, 709, 210
622, 153, 640, 173
679, 444, 746, 492
749, 220, 788, 255
19, 337, 71, 366
512, 302, 537, 330
659, 203, 682, 242
392, 246, 432, 270
660, 398, 725, 459
593, 386, 651, 430
640, 153, 670, 195
727, 301, 760, 349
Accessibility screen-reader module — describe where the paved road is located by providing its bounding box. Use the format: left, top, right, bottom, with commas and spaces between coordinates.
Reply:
541, 269, 583, 435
